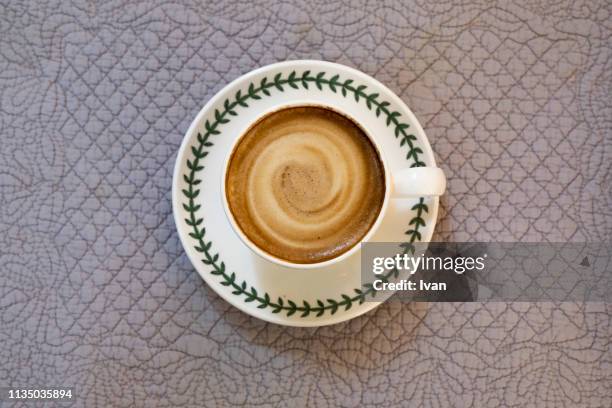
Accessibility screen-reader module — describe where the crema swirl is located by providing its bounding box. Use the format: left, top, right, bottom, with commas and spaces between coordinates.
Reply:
225, 106, 385, 264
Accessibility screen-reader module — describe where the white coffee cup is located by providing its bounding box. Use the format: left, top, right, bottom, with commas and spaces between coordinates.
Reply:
221, 103, 446, 269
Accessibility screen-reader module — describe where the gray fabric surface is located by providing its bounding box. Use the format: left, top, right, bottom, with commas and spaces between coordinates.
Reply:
0, 0, 610, 406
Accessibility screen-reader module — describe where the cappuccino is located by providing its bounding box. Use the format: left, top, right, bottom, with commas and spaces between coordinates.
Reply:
225, 106, 385, 264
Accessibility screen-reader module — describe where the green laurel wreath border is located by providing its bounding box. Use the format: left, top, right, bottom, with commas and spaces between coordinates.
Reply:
182, 70, 429, 318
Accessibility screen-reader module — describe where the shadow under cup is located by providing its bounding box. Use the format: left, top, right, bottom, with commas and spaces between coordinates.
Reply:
222, 104, 390, 268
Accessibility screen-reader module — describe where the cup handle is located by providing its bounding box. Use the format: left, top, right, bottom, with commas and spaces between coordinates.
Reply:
392, 167, 446, 197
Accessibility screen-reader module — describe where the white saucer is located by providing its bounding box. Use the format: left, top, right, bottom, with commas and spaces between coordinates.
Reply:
172, 60, 439, 326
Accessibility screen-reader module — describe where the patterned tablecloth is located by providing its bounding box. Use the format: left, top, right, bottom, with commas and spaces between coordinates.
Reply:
1, 1, 610, 406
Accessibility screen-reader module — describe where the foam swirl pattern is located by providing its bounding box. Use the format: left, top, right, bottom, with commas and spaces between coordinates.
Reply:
226, 107, 385, 263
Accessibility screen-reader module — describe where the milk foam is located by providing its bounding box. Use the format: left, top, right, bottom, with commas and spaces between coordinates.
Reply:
226, 106, 385, 263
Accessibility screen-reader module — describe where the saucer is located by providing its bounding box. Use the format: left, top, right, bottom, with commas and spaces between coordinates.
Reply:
172, 60, 439, 326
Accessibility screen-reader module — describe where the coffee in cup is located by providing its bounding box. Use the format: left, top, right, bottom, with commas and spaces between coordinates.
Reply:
225, 106, 386, 264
